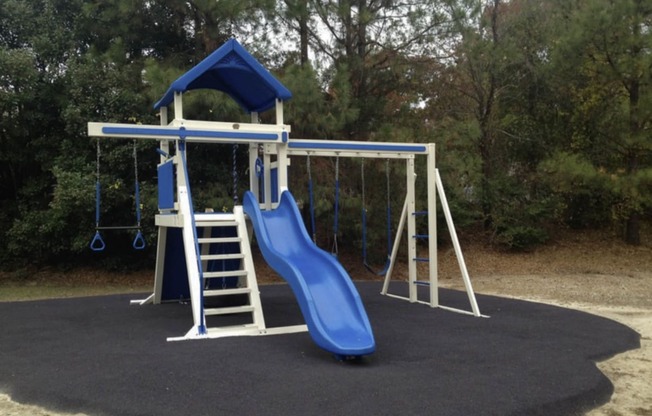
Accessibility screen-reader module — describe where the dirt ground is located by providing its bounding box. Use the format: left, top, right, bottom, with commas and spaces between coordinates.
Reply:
1, 229, 651, 416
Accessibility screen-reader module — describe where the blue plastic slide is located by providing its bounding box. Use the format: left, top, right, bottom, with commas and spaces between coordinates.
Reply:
243, 190, 375, 357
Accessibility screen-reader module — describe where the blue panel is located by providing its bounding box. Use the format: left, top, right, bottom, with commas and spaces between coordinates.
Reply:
161, 228, 190, 302
154, 39, 292, 113
271, 167, 279, 203
260, 166, 281, 204
289, 141, 427, 153
157, 160, 175, 210
243, 190, 375, 357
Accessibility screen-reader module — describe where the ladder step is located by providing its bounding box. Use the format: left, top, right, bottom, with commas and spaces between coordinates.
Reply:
413, 234, 429, 239
197, 237, 242, 244
195, 220, 239, 227
412, 211, 428, 216
413, 280, 431, 286
413, 257, 430, 262
200, 253, 245, 261
204, 270, 248, 279
204, 288, 251, 297
204, 305, 255, 316
194, 213, 236, 222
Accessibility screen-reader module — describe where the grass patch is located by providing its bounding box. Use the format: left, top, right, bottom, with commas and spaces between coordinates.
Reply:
0, 268, 152, 302
0, 283, 152, 302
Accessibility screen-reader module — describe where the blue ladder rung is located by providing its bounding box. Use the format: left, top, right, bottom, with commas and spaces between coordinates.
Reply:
413, 257, 430, 262
412, 211, 428, 216
413, 280, 431, 286
413, 234, 429, 239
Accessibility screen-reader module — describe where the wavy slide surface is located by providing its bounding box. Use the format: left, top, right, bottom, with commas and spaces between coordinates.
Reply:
243, 190, 375, 356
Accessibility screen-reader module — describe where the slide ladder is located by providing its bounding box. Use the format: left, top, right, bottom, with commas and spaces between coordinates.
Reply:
195, 208, 267, 335
169, 206, 309, 341
168, 207, 268, 340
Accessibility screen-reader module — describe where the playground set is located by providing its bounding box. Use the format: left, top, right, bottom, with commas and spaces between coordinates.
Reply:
88, 39, 482, 358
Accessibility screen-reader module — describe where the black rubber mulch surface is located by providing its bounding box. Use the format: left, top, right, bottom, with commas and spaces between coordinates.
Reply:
0, 282, 640, 416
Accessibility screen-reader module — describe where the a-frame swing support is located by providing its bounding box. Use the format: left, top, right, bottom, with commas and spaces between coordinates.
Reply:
380, 144, 482, 316
280, 141, 483, 317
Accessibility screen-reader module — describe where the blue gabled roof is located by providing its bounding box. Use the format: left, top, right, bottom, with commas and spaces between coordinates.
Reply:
153, 39, 292, 113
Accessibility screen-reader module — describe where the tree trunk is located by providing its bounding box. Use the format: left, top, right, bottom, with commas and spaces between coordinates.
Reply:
625, 212, 641, 245
298, 0, 309, 66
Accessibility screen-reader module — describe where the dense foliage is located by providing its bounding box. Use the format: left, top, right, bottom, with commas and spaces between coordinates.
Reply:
1, 0, 650, 270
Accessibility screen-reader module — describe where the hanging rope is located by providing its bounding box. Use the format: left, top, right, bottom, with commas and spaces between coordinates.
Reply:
361, 158, 392, 275
331, 156, 340, 257
132, 140, 145, 249
307, 154, 317, 243
90, 138, 105, 251
89, 139, 145, 251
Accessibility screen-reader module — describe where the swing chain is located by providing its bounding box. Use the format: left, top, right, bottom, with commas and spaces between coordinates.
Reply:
307, 154, 317, 243
332, 156, 340, 257
95, 138, 101, 228
133, 140, 139, 190
232, 143, 239, 204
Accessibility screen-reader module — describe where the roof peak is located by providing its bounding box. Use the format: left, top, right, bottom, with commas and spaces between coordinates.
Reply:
153, 39, 292, 113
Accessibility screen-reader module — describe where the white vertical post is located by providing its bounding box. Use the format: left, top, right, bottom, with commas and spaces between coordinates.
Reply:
249, 112, 259, 199
275, 99, 283, 125
406, 158, 418, 303
153, 226, 167, 304
277, 144, 288, 193
249, 144, 259, 199
173, 91, 183, 120
263, 146, 272, 210
427, 143, 438, 307
153, 105, 170, 304
159, 107, 169, 163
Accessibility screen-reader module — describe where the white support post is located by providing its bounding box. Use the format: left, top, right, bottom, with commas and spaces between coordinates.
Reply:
178, 186, 205, 336
436, 169, 481, 317
277, 143, 288, 193
159, 107, 169, 163
152, 226, 167, 304
275, 99, 283, 125
249, 144, 259, 200
406, 158, 418, 303
250, 112, 260, 200
173, 92, 183, 120
427, 144, 438, 307
263, 150, 272, 210
382, 195, 408, 294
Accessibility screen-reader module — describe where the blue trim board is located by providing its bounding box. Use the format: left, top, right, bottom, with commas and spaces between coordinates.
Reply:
101, 126, 279, 141
289, 141, 427, 153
